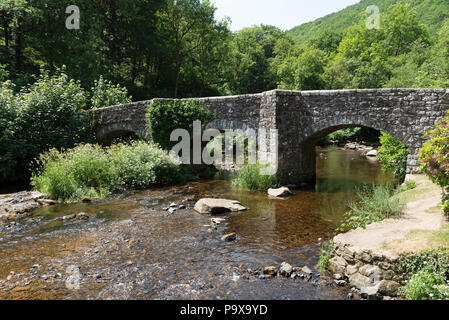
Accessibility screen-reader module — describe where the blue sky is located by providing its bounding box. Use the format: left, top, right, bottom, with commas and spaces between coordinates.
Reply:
212, 0, 361, 31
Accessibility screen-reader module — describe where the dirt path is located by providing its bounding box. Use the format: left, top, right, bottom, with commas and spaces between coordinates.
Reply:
334, 175, 448, 258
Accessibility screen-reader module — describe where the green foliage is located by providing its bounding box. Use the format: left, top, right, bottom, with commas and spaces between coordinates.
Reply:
320, 127, 379, 145
31, 144, 112, 202
419, 112, 449, 188
232, 164, 278, 192
0, 69, 93, 183
397, 249, 449, 279
340, 184, 403, 230
107, 142, 182, 189
225, 25, 286, 94
0, 81, 29, 181
146, 99, 214, 150
15, 69, 91, 152
316, 241, 334, 273
378, 132, 409, 181
91, 76, 132, 109
32, 141, 183, 202
400, 267, 449, 300
288, 0, 449, 45
397, 249, 449, 300
442, 195, 449, 218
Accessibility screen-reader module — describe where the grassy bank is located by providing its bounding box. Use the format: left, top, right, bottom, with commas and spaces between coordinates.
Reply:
338, 184, 412, 231
327, 175, 449, 300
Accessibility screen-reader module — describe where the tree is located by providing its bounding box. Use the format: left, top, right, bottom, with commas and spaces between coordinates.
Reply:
294, 46, 327, 90
158, 0, 216, 98
382, 3, 429, 57
226, 25, 285, 94
188, 16, 231, 96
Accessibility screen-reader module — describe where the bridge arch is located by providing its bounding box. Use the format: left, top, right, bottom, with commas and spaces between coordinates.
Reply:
96, 122, 149, 146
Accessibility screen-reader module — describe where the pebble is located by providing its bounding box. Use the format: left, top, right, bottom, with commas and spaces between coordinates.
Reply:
168, 207, 177, 214
301, 266, 313, 275
334, 280, 346, 286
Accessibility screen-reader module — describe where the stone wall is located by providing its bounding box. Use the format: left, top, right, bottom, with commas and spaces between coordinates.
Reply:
329, 239, 402, 297
92, 88, 449, 185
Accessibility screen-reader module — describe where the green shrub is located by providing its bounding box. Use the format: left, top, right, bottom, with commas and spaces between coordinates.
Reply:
146, 99, 214, 150
377, 132, 409, 181
232, 164, 278, 191
399, 267, 449, 300
405, 180, 417, 190
91, 76, 132, 109
316, 240, 334, 273
0, 69, 93, 184
397, 249, 449, 280
107, 141, 182, 189
419, 112, 449, 189
32, 141, 183, 202
32, 144, 111, 202
396, 179, 417, 194
442, 196, 449, 217
0, 81, 30, 182
339, 184, 403, 230
397, 249, 449, 300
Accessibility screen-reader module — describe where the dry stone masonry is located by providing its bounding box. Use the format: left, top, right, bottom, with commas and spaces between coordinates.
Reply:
92, 88, 449, 185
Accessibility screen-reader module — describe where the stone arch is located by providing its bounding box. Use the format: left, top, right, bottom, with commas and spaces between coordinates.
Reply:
284, 118, 420, 186
96, 122, 150, 146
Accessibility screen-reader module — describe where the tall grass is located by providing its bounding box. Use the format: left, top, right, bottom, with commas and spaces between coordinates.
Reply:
340, 184, 404, 230
32, 141, 182, 202
316, 241, 334, 273
231, 164, 278, 191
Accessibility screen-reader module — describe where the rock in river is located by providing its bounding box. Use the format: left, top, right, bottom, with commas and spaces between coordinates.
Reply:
263, 266, 277, 278
366, 150, 378, 157
268, 187, 293, 198
279, 262, 293, 277
194, 198, 247, 214
221, 233, 237, 242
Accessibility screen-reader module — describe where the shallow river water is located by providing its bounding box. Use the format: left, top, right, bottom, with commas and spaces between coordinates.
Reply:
0, 147, 394, 300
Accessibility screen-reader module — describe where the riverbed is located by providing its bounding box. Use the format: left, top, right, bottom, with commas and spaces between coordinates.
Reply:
0, 147, 394, 300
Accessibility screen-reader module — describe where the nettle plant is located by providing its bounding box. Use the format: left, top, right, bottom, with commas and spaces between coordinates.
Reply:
419, 112, 449, 216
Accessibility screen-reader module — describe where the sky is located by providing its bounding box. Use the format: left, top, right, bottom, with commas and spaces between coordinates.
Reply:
212, 0, 361, 31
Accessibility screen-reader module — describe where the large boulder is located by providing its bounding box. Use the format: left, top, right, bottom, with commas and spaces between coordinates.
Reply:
268, 187, 293, 198
194, 198, 247, 214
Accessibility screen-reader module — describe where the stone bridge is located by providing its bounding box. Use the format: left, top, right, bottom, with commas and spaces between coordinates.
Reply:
92, 89, 449, 185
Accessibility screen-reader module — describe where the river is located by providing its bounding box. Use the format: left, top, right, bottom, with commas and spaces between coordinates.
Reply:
0, 146, 394, 300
